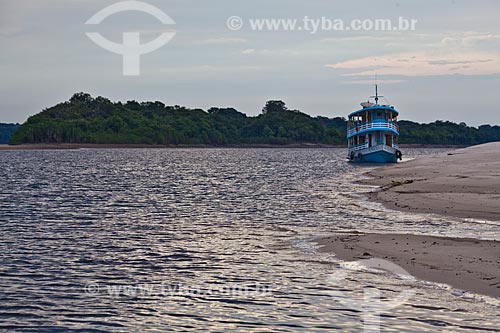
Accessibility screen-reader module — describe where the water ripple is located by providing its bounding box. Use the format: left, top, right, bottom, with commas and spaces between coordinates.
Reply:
0, 148, 498, 332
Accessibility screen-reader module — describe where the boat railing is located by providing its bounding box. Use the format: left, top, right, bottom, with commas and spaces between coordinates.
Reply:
365, 144, 397, 155
349, 144, 397, 155
347, 121, 399, 137
392, 143, 399, 149
349, 142, 369, 152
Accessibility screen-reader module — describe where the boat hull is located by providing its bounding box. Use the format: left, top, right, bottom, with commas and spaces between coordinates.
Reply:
349, 146, 399, 163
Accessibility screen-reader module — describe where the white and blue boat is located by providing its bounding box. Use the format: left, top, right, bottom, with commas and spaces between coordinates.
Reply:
347, 85, 403, 163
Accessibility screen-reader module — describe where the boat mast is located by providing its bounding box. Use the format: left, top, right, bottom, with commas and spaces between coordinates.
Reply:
371, 84, 383, 106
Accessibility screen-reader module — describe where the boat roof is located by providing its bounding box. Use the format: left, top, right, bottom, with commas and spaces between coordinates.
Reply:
349, 85, 399, 118
349, 105, 399, 118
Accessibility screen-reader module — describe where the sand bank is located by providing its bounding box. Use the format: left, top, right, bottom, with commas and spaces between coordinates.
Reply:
318, 233, 500, 298
363, 142, 500, 221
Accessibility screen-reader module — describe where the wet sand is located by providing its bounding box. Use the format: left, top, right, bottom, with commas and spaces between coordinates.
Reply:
318, 233, 500, 298
363, 142, 500, 221
322, 143, 500, 298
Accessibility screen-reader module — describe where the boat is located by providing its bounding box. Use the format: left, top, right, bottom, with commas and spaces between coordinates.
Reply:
347, 85, 403, 163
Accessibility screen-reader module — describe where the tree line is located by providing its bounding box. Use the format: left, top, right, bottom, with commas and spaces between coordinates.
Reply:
6, 93, 500, 146
0, 123, 20, 144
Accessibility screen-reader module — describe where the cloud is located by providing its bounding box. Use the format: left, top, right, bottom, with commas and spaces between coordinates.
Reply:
320, 36, 397, 43
319, 32, 500, 51
238, 48, 314, 57
0, 0, 32, 37
343, 79, 405, 85
241, 48, 256, 54
439, 32, 500, 47
0, 0, 104, 37
199, 37, 247, 44
151, 64, 261, 74
326, 51, 500, 77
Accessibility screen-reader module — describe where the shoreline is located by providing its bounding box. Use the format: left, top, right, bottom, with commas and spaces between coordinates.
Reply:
0, 143, 467, 150
0, 143, 344, 150
362, 142, 500, 221
319, 142, 500, 299
317, 233, 500, 298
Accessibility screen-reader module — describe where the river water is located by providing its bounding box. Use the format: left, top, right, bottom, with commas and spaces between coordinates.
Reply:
0, 148, 499, 332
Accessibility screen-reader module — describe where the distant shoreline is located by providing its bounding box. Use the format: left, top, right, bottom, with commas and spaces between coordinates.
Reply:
0, 143, 468, 150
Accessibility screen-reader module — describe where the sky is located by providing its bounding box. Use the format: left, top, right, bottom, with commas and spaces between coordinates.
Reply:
1, 0, 500, 126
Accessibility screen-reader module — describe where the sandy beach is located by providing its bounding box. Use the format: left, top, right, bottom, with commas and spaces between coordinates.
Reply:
318, 143, 500, 298
363, 142, 500, 221
318, 233, 500, 298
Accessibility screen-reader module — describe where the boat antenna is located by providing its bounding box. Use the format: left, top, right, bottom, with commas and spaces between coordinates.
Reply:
370, 84, 383, 105
369, 73, 383, 105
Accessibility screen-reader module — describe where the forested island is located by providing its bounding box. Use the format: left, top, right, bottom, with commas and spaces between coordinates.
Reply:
5, 93, 500, 146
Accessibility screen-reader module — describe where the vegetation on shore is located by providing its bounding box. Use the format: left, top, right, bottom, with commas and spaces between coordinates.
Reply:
0, 123, 20, 144
6, 93, 500, 146
9, 93, 345, 145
